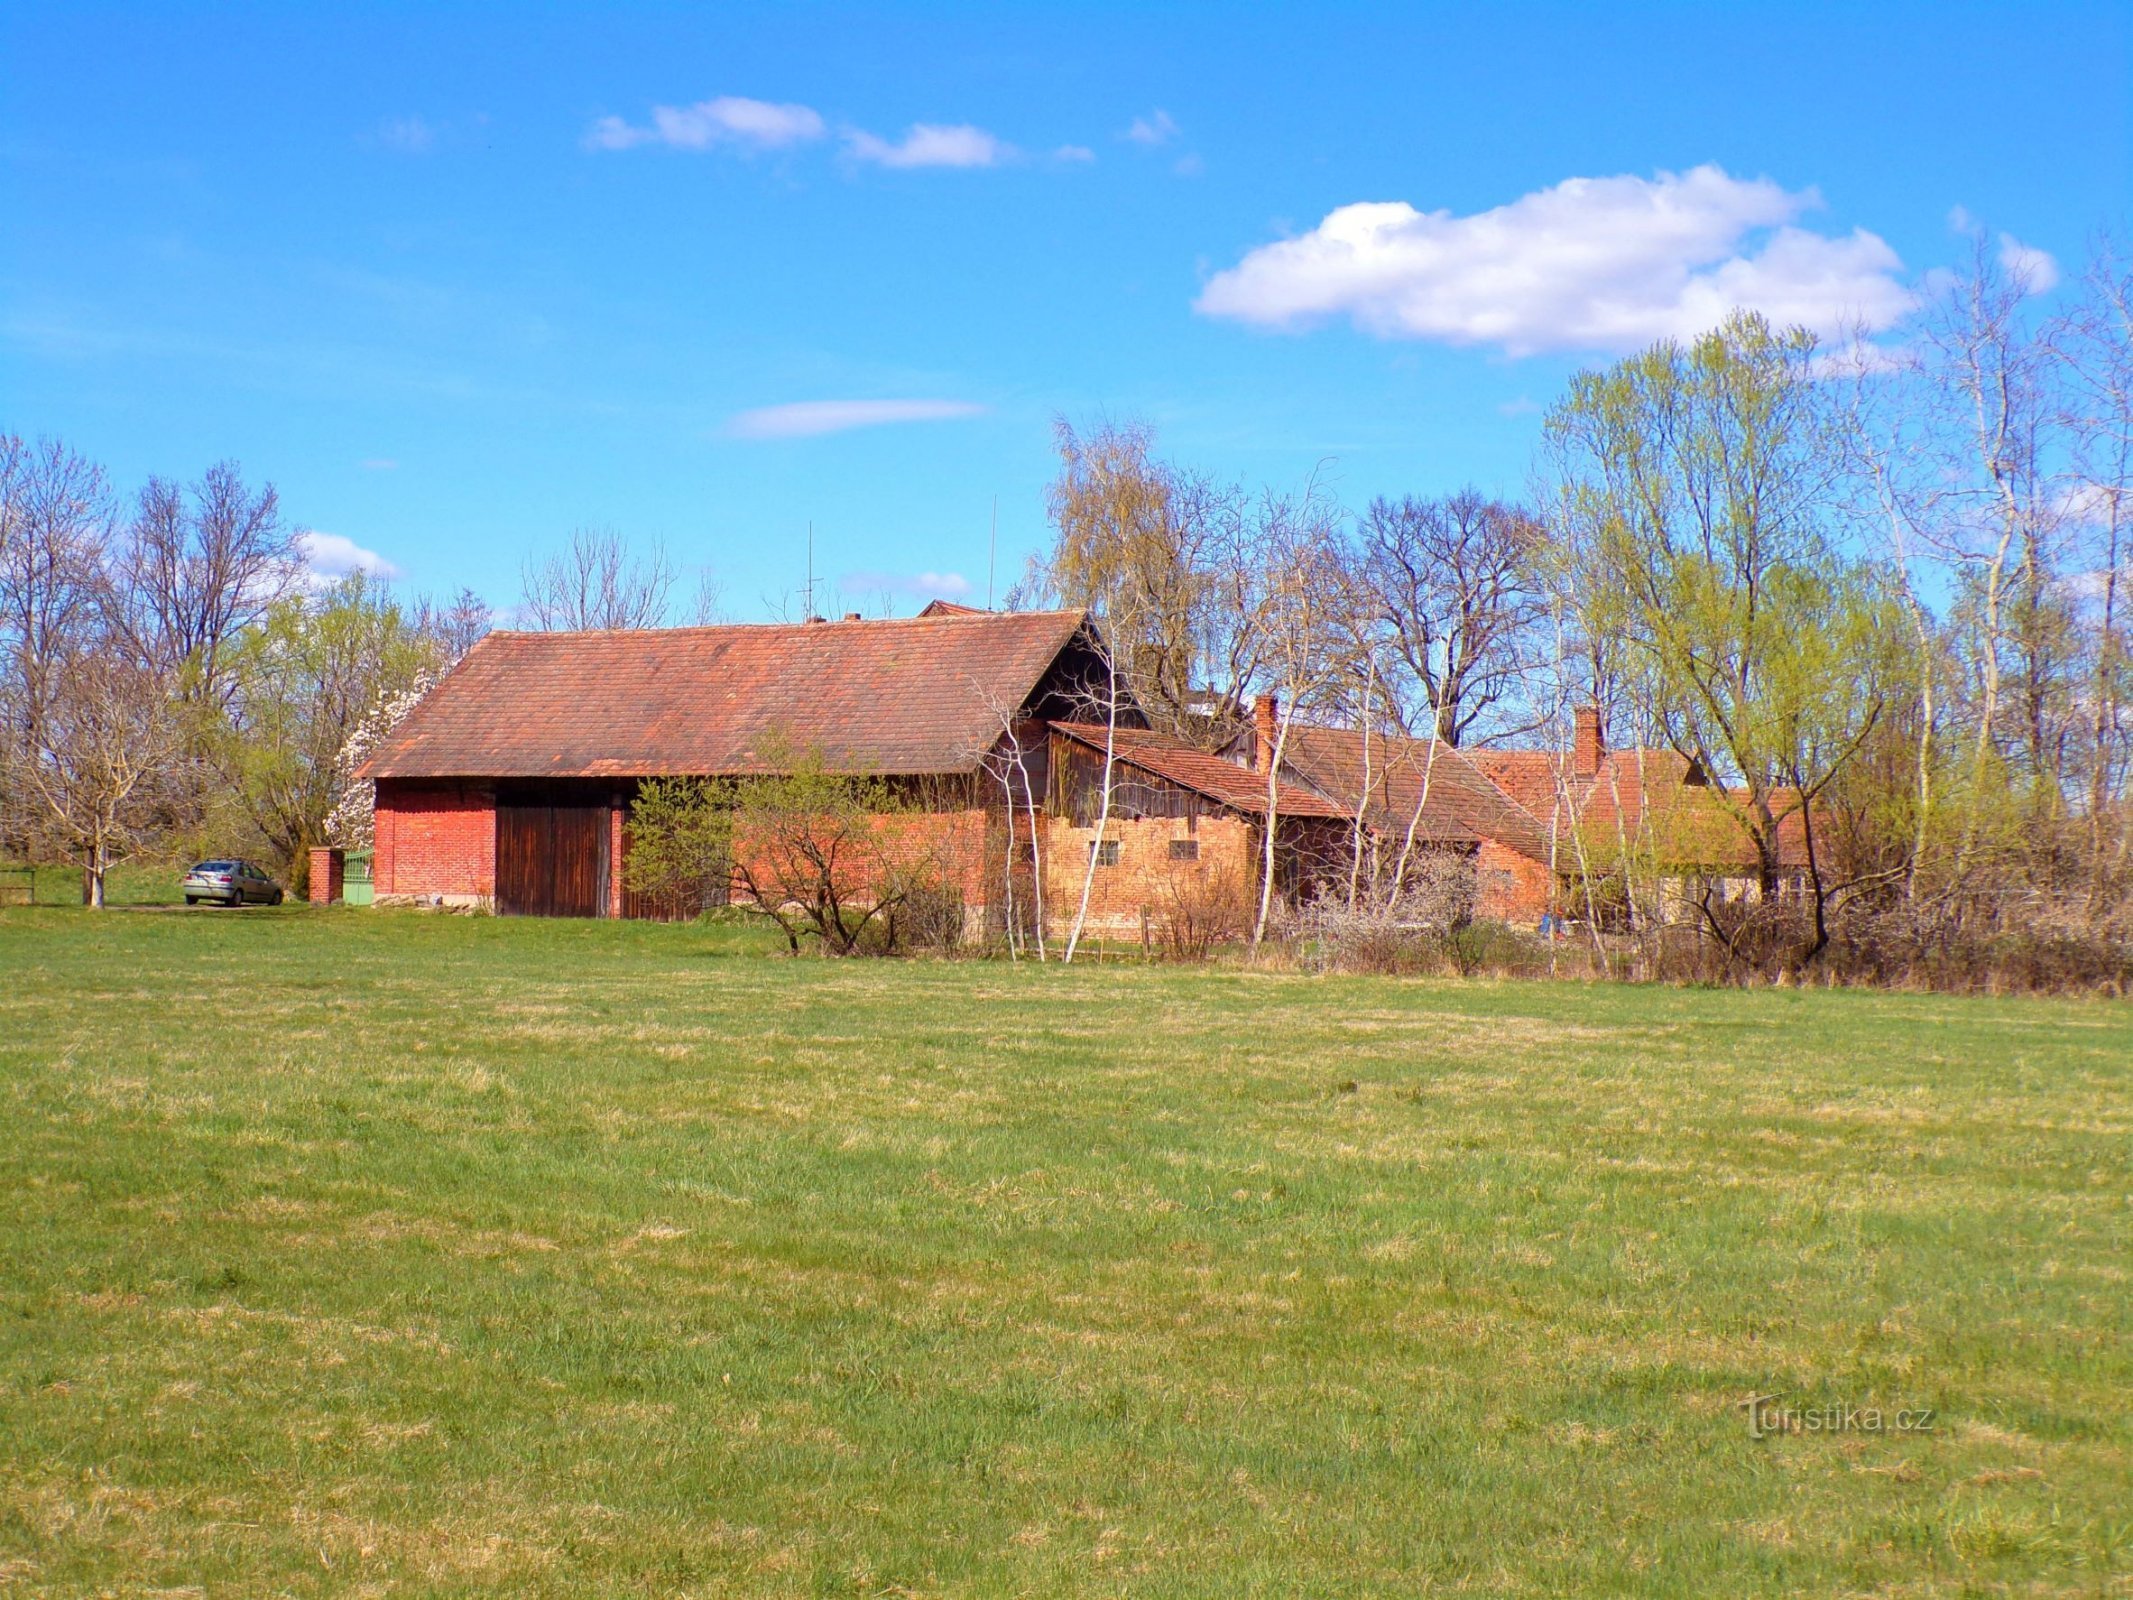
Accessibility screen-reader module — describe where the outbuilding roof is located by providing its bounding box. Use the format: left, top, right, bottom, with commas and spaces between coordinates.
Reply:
1049, 722, 1351, 819
362, 609, 1093, 780
1274, 724, 1557, 861
1465, 748, 1815, 870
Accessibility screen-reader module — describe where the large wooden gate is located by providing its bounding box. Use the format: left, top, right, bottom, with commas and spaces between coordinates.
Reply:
496, 799, 610, 917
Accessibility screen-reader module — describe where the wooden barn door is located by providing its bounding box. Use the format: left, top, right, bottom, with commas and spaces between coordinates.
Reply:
496, 799, 609, 917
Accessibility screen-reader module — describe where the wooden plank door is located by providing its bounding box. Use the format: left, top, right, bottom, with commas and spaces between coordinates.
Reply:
496, 803, 609, 916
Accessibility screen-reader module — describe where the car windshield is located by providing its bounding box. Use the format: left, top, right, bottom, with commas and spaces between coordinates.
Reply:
194, 861, 237, 872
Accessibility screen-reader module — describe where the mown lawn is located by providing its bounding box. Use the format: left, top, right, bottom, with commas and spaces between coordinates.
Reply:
0, 907, 2126, 1597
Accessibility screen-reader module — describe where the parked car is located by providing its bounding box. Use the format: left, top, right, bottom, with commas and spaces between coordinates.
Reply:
183, 860, 283, 906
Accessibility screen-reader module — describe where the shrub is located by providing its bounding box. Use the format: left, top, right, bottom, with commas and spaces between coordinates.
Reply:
1156, 862, 1252, 960
1295, 853, 1479, 976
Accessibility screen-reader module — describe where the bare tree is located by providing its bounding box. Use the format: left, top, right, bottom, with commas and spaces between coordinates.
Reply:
1041, 418, 1258, 740
1, 439, 115, 739
518, 527, 677, 630
0, 438, 119, 857
688, 568, 728, 626
1918, 233, 2075, 848
966, 687, 1048, 960
1244, 478, 1344, 948
1832, 328, 1951, 901
2053, 237, 2133, 904
1057, 636, 1130, 965
19, 647, 185, 906
423, 586, 495, 661
117, 462, 295, 705
1351, 489, 1546, 745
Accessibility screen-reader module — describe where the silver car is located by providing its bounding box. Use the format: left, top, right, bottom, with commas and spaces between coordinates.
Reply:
183, 859, 283, 906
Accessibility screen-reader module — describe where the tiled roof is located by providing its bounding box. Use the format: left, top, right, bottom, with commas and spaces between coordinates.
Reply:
1276, 725, 1555, 861
1467, 748, 1814, 870
363, 610, 1091, 780
1462, 749, 1565, 819
1049, 722, 1351, 819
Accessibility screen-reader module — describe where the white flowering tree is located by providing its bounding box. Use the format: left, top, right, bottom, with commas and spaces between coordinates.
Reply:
322, 669, 435, 850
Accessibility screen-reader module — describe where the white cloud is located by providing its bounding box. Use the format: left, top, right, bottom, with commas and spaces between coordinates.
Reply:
2056, 482, 2124, 524
840, 570, 973, 599
378, 115, 436, 155
1054, 144, 1097, 164
1195, 165, 1917, 357
1997, 232, 2061, 294
359, 457, 399, 471
1805, 337, 1916, 381
1126, 109, 1179, 146
587, 96, 827, 153
725, 399, 987, 439
844, 123, 1010, 169
298, 531, 401, 584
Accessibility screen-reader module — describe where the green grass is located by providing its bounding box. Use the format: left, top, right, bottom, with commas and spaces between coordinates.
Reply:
0, 860, 184, 907
1, 907, 2127, 1597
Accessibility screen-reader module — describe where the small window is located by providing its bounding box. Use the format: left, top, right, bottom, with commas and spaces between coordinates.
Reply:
1168, 838, 1199, 862
1092, 839, 1120, 867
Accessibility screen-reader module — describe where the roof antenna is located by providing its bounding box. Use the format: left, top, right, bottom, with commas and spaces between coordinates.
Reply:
805, 521, 816, 622
986, 496, 998, 611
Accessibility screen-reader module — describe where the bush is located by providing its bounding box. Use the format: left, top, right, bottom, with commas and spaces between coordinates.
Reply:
1294, 854, 1481, 976
875, 876, 967, 955
1156, 863, 1252, 960
1445, 919, 1541, 977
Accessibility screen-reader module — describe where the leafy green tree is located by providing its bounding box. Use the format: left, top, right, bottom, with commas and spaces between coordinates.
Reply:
622, 776, 735, 918
1547, 311, 1903, 962
223, 574, 439, 891
627, 748, 946, 955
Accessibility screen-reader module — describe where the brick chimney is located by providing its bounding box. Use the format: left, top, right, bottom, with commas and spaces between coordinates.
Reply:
1573, 704, 1605, 779
1253, 693, 1279, 771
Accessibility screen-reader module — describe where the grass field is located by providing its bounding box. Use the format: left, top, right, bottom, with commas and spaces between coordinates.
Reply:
1, 907, 2127, 1597
0, 861, 183, 907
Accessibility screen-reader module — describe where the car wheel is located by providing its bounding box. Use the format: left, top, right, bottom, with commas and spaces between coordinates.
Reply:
186, 896, 197, 906
270, 889, 283, 906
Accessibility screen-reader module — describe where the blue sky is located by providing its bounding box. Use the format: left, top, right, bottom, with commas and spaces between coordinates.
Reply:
3, 1, 2127, 619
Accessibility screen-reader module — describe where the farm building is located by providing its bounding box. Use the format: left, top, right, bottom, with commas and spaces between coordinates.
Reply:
356, 606, 1357, 937
1243, 709, 1562, 922
1464, 707, 1822, 916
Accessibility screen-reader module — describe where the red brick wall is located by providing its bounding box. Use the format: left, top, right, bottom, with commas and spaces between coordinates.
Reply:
1476, 839, 1553, 925
374, 781, 496, 901
307, 848, 344, 904
726, 807, 993, 912
1043, 813, 1258, 939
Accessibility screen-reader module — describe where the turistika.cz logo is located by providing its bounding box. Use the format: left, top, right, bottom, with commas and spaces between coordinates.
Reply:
1739, 1392, 1937, 1440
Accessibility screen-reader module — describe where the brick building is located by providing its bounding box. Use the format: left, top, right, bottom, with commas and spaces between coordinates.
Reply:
1464, 707, 1822, 917
1249, 710, 1561, 922
357, 606, 1354, 937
